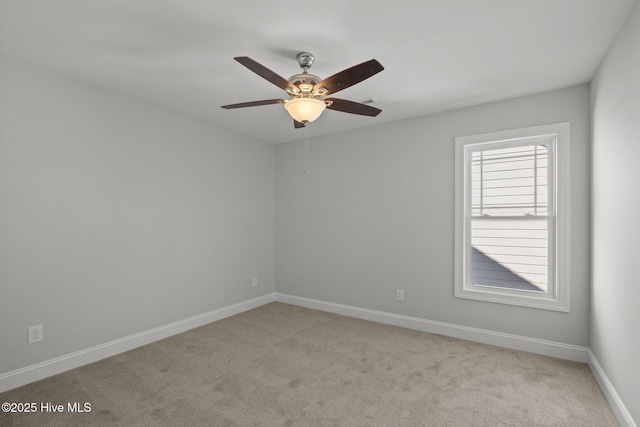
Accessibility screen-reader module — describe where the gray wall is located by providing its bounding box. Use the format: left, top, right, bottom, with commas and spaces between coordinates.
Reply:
0, 55, 276, 374
277, 85, 591, 346
591, 1, 640, 422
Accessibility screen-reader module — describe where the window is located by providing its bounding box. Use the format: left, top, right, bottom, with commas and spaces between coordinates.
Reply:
454, 123, 570, 311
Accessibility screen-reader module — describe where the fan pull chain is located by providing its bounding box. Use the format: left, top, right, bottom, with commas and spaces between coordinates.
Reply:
304, 123, 310, 174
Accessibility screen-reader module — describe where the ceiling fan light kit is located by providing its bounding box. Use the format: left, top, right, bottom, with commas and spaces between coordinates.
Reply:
221, 52, 384, 128
284, 97, 326, 124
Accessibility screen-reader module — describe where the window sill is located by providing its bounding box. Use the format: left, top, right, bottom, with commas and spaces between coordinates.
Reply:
454, 286, 570, 312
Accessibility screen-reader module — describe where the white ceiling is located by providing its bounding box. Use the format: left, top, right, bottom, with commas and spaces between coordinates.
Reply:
1, 0, 635, 144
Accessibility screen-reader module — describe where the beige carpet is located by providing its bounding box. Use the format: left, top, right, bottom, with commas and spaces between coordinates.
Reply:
0, 302, 618, 426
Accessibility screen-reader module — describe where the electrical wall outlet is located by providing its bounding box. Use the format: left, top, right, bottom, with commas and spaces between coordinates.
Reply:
252, 276, 258, 287
396, 289, 404, 301
28, 325, 43, 344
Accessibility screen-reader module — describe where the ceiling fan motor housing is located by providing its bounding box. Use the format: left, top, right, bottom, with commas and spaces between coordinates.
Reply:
288, 73, 321, 95
288, 53, 326, 96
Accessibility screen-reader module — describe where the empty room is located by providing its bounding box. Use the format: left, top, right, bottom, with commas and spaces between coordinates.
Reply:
1, 1, 638, 426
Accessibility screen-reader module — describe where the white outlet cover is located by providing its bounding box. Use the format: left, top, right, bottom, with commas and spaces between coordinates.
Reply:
28, 325, 43, 344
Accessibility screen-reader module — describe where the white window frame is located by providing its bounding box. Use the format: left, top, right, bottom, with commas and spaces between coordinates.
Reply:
454, 122, 570, 312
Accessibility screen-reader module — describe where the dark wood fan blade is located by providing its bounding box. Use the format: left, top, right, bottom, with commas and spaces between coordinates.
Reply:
221, 99, 284, 109
313, 59, 383, 95
234, 57, 295, 92
325, 98, 382, 117
294, 119, 306, 129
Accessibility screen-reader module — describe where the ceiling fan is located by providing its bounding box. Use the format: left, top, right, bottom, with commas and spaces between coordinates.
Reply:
221, 52, 384, 128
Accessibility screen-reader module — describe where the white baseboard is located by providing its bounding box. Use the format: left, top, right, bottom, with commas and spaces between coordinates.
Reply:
275, 293, 590, 362
588, 350, 637, 427
0, 293, 276, 394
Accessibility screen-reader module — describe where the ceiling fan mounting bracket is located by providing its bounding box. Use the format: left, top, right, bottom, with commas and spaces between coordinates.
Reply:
296, 52, 315, 71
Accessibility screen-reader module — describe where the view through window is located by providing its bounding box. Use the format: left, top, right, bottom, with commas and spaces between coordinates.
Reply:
470, 144, 549, 293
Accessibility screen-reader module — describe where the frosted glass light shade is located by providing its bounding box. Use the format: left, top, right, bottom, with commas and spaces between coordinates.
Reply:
284, 98, 326, 123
